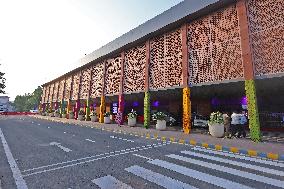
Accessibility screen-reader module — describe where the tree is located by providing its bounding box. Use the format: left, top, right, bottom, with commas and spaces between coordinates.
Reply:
13, 86, 43, 112
0, 65, 6, 94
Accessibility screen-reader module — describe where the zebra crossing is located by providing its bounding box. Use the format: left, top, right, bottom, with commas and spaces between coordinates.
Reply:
93, 147, 284, 189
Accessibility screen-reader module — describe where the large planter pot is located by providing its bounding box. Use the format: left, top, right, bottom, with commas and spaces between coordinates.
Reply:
156, 120, 166, 130
104, 116, 110, 124
128, 117, 137, 127
90, 115, 97, 122
49, 113, 54, 117
78, 115, 85, 121
209, 123, 224, 137
42, 112, 46, 116
69, 114, 74, 119
61, 114, 66, 118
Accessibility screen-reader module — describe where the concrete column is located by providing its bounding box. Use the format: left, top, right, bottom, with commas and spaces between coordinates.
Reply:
99, 61, 107, 123
117, 51, 125, 125
237, 0, 261, 142
181, 24, 191, 134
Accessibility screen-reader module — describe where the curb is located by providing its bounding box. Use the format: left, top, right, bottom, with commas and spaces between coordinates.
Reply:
33, 115, 284, 162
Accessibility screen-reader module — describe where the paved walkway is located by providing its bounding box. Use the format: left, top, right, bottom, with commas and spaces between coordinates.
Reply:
31, 115, 284, 160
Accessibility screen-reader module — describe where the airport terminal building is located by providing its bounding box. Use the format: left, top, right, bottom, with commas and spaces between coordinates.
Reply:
41, 0, 284, 141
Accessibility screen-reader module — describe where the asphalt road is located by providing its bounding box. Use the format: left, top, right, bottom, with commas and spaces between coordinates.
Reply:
0, 116, 283, 189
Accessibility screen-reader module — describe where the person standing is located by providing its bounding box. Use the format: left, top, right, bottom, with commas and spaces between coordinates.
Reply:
223, 112, 231, 137
231, 111, 239, 137
238, 111, 247, 138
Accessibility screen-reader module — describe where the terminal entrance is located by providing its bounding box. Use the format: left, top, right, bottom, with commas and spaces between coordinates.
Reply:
256, 76, 284, 132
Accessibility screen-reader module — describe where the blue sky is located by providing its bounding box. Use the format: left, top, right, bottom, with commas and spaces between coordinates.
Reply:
0, 0, 183, 100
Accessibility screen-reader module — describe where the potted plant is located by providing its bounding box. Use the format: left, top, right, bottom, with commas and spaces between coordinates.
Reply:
90, 111, 98, 122
61, 109, 67, 118
78, 110, 85, 121
169, 116, 176, 126
49, 110, 54, 117
152, 112, 167, 130
104, 112, 111, 124
69, 111, 74, 119
42, 110, 47, 116
127, 109, 137, 127
209, 111, 224, 137
54, 109, 60, 117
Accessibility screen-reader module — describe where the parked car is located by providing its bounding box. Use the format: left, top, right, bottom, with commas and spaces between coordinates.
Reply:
192, 114, 209, 128
30, 109, 39, 113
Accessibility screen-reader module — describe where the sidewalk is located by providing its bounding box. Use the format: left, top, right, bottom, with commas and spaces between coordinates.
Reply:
31, 115, 284, 161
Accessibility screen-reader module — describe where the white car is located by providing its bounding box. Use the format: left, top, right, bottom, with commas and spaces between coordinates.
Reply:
192, 115, 209, 128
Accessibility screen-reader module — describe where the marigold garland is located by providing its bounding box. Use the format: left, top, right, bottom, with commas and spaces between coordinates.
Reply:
245, 79, 261, 142
183, 87, 191, 134
99, 95, 105, 123
67, 99, 71, 115
60, 99, 64, 115
144, 91, 150, 129
118, 94, 124, 124
85, 98, 91, 121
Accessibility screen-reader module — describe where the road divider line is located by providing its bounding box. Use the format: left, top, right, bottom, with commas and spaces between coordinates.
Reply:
85, 139, 96, 143
133, 154, 153, 161
22, 142, 170, 175
0, 128, 28, 189
23, 147, 146, 177
50, 142, 72, 152
110, 136, 134, 143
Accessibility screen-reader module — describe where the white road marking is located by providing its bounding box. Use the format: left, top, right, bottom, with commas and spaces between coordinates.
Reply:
133, 154, 153, 161
193, 147, 284, 167
22, 142, 168, 176
167, 154, 284, 188
110, 136, 134, 143
149, 159, 253, 189
0, 128, 28, 189
125, 165, 197, 189
92, 175, 133, 189
85, 139, 96, 143
181, 151, 284, 177
50, 142, 72, 152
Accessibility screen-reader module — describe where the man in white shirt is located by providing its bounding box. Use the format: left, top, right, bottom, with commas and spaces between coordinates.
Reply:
238, 112, 247, 138
231, 111, 240, 137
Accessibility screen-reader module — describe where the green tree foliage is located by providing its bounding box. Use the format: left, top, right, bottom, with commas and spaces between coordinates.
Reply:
14, 86, 42, 112
0, 65, 6, 94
